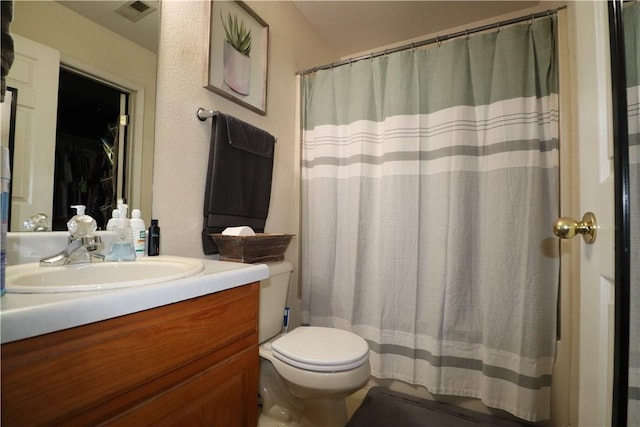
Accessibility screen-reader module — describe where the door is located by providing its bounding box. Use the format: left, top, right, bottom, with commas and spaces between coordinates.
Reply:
566, 2, 616, 426
52, 69, 129, 230
6, 34, 60, 231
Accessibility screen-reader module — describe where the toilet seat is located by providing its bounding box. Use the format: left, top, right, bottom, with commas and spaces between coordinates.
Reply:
271, 326, 369, 372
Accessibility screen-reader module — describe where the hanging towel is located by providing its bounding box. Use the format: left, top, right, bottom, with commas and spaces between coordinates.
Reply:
202, 112, 276, 254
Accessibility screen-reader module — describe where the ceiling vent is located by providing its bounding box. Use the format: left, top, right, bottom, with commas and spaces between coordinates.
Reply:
114, 1, 156, 22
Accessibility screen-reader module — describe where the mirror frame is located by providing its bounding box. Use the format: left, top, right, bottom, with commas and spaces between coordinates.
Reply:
608, 0, 631, 425
2, 86, 17, 229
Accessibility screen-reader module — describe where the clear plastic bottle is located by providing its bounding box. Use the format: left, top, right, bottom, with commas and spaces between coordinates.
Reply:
67, 205, 97, 238
130, 209, 146, 257
106, 204, 136, 262
106, 209, 121, 231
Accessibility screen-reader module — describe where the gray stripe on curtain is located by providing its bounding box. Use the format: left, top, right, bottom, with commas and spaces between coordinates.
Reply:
303, 138, 558, 168
367, 341, 552, 390
306, 112, 559, 144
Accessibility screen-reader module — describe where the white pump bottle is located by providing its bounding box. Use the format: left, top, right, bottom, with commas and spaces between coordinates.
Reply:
130, 209, 147, 257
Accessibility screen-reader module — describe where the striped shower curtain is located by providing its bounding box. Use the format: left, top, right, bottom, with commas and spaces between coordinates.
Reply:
625, 3, 640, 426
301, 17, 559, 422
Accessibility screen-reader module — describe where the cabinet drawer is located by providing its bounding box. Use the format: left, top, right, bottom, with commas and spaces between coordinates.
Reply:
105, 345, 259, 427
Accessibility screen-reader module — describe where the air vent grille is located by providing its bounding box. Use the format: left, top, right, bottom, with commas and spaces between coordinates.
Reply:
129, 1, 149, 13
114, 1, 156, 23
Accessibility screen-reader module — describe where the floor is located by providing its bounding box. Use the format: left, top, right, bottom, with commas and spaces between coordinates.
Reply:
345, 383, 374, 419
257, 382, 374, 427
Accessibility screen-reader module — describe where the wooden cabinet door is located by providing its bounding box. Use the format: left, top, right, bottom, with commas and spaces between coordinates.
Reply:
105, 345, 259, 427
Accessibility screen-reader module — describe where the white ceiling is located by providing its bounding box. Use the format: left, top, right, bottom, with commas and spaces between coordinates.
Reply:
56, 0, 160, 52
55, 1, 540, 59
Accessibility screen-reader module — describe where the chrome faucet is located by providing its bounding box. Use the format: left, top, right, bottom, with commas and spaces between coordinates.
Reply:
39, 236, 105, 266
40, 205, 105, 266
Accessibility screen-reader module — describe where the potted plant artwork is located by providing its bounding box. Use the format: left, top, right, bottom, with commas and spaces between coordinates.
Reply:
205, 1, 268, 114
221, 11, 252, 96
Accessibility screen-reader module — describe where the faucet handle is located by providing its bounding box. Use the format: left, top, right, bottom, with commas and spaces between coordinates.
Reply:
24, 213, 51, 232
39, 235, 105, 266
80, 236, 103, 252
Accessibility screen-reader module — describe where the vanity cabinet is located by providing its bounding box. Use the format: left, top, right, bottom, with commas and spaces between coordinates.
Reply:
1, 282, 260, 426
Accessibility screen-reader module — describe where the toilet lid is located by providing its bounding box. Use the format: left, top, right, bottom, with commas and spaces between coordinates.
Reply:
271, 326, 370, 372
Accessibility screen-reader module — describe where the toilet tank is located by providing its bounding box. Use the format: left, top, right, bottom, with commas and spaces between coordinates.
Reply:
259, 261, 293, 344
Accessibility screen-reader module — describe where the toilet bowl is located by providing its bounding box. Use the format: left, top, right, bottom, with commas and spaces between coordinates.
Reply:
259, 262, 371, 427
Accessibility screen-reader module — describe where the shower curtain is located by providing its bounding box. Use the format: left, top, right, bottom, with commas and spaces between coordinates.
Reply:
301, 17, 559, 422
625, 3, 640, 425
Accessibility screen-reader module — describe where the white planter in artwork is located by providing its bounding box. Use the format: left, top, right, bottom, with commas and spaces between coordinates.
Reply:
223, 41, 251, 96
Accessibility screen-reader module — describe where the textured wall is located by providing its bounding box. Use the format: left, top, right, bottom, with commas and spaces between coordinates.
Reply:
152, 1, 335, 324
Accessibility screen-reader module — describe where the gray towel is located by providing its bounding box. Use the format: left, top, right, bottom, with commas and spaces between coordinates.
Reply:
202, 112, 276, 255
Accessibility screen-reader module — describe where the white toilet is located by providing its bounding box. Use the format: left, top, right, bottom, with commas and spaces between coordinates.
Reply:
259, 262, 371, 427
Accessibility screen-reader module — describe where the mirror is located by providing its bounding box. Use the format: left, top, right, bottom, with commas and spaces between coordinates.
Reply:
623, 2, 639, 425
610, 0, 639, 425
5, 0, 158, 230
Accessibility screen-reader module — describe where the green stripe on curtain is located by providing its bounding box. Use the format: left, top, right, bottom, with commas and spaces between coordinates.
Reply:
304, 18, 557, 129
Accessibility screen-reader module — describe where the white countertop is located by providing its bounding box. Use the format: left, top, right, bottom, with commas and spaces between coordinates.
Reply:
0, 256, 269, 344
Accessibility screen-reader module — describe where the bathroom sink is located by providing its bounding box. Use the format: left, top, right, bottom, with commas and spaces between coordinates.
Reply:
5, 256, 205, 293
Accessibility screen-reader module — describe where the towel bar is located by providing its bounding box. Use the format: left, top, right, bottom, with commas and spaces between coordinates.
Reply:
197, 108, 278, 142
196, 107, 216, 121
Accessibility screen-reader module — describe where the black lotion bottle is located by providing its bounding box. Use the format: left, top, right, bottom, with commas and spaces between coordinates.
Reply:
147, 219, 160, 256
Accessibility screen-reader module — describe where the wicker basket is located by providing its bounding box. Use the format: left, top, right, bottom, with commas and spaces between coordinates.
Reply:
210, 233, 294, 263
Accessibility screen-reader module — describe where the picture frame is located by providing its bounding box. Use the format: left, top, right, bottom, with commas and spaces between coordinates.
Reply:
204, 1, 269, 115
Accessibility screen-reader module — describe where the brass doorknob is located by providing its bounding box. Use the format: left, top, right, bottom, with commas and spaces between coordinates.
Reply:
552, 212, 597, 244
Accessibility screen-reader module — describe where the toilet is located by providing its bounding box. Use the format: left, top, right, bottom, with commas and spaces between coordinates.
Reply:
259, 262, 371, 427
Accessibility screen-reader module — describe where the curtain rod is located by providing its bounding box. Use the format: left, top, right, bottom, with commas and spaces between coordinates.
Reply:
297, 6, 566, 76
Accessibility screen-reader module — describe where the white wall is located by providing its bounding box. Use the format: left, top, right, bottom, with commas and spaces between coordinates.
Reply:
152, 1, 336, 324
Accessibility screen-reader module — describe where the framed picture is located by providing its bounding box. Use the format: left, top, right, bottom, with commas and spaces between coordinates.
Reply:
204, 1, 269, 115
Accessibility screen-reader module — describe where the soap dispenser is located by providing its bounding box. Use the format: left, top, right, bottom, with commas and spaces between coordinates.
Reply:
67, 205, 97, 238
106, 209, 121, 231
106, 203, 136, 262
